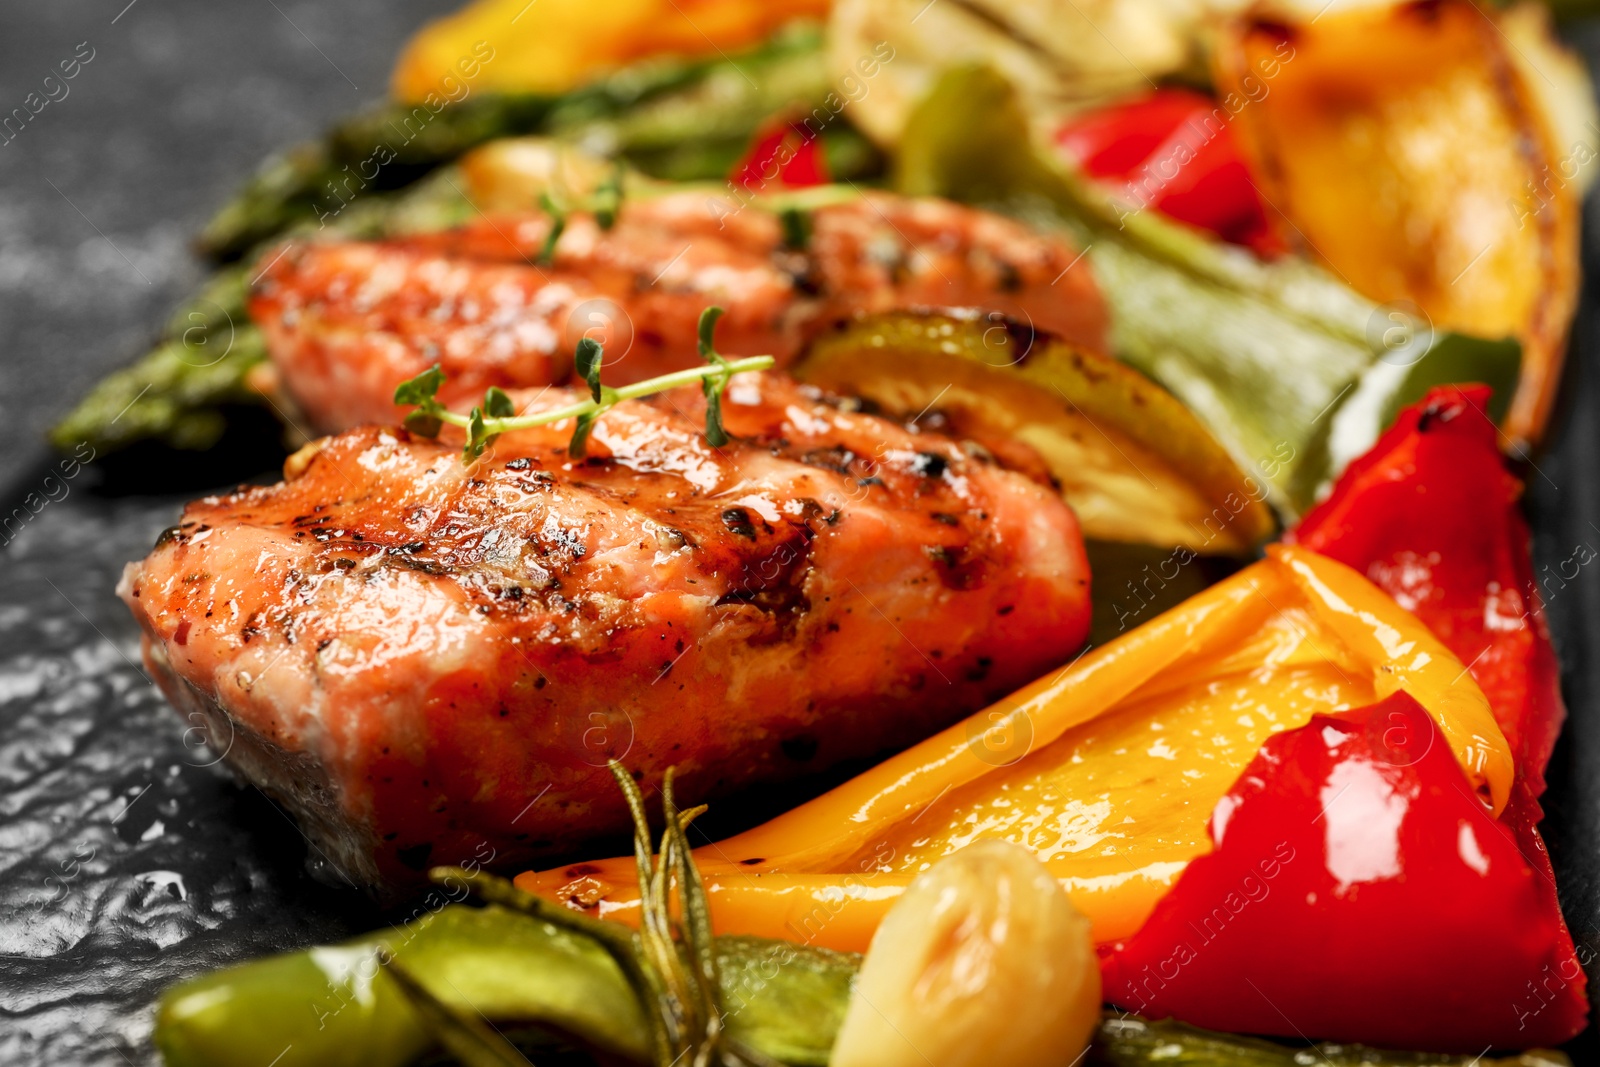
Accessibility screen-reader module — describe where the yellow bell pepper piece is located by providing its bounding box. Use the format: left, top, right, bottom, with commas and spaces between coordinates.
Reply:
392, 0, 831, 103
519, 546, 1511, 952
1213, 0, 1580, 451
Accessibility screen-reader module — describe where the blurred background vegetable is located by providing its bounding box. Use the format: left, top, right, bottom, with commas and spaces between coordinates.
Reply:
1215, 0, 1588, 453
391, 0, 830, 101
895, 65, 1521, 513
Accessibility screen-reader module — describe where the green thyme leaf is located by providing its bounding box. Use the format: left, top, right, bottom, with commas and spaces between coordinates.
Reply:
697, 306, 727, 363
595, 164, 625, 231
393, 364, 445, 406
404, 410, 444, 438
485, 386, 516, 419
697, 306, 733, 448
427, 865, 672, 1064
704, 391, 728, 448
466, 406, 497, 460
779, 206, 811, 251
575, 337, 605, 402
538, 192, 567, 266
569, 412, 598, 459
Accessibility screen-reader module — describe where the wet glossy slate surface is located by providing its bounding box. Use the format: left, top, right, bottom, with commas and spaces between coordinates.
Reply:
0, 455, 371, 1064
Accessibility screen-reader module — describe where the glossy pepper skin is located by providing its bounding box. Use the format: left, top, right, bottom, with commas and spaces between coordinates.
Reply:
519, 547, 1514, 952
1055, 89, 1283, 257
1284, 383, 1586, 1046
1287, 384, 1566, 795
1100, 692, 1588, 1051
1101, 386, 1588, 1050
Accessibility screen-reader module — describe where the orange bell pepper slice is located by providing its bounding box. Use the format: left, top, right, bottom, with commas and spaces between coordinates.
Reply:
520, 546, 1512, 952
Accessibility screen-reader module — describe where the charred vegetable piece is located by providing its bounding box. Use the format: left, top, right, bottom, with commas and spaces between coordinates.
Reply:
154, 903, 643, 1067
155, 904, 856, 1067
1214, 0, 1580, 452
894, 65, 1521, 515
1289, 385, 1568, 791
200, 93, 553, 261
555, 24, 841, 184
794, 311, 1275, 554
826, 0, 1213, 148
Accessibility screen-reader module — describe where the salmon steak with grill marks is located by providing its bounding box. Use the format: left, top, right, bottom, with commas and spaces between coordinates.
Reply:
248, 191, 1108, 433
118, 371, 1092, 889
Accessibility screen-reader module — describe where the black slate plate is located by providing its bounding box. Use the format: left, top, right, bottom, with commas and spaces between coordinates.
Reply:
5, 16, 1600, 1067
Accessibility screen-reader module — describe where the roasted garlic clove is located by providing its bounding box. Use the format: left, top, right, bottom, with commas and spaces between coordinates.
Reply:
831, 839, 1100, 1067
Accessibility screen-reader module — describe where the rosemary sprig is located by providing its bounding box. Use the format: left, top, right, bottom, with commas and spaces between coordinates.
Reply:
430, 760, 783, 1067
393, 307, 772, 461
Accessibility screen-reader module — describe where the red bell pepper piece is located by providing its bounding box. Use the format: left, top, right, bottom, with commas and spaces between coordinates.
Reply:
731, 117, 829, 191
1287, 384, 1566, 795
1056, 88, 1283, 257
1101, 691, 1588, 1050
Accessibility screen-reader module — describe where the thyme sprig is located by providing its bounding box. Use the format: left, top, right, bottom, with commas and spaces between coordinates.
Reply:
537, 168, 626, 264
536, 192, 566, 266
431, 761, 782, 1067
393, 306, 772, 461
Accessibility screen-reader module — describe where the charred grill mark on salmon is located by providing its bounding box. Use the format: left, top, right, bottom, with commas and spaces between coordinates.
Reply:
249, 192, 1108, 432
119, 372, 1092, 890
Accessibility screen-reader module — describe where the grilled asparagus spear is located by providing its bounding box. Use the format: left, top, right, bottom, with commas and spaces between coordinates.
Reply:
198, 22, 837, 261
53, 19, 885, 458
50, 167, 481, 455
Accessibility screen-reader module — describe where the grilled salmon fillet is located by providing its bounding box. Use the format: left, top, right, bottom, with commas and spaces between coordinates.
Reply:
249, 191, 1108, 432
119, 372, 1092, 889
